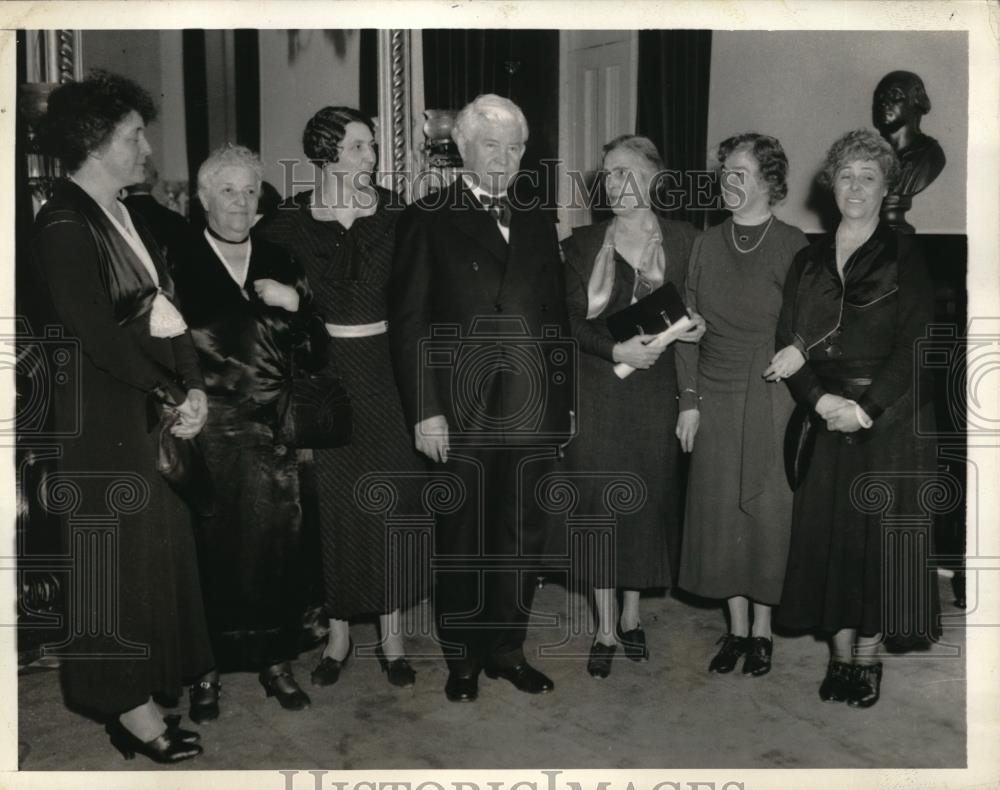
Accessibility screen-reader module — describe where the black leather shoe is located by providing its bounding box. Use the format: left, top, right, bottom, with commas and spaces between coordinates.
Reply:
188, 679, 221, 723
444, 671, 479, 702
376, 644, 416, 687
818, 659, 854, 702
619, 627, 649, 662
708, 634, 749, 673
106, 719, 203, 764
259, 664, 311, 711
484, 662, 554, 694
164, 714, 200, 744
311, 640, 352, 687
847, 662, 883, 708
587, 641, 617, 679
742, 637, 773, 677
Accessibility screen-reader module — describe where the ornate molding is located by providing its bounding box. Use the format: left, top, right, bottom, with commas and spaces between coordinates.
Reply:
376, 30, 413, 199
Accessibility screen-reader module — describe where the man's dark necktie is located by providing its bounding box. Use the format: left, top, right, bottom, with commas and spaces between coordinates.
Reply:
481, 194, 512, 229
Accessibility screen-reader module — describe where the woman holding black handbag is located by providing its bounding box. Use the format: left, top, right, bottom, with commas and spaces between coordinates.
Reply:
32, 71, 211, 763
173, 144, 330, 719
258, 107, 425, 689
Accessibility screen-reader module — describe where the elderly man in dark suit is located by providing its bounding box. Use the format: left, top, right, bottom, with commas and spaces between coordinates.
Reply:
389, 94, 573, 702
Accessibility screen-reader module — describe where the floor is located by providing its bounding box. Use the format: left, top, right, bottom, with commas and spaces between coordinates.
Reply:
17, 577, 966, 771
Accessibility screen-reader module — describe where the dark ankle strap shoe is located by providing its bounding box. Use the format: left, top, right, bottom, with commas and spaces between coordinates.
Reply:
847, 662, 883, 708
819, 660, 854, 702
708, 634, 749, 674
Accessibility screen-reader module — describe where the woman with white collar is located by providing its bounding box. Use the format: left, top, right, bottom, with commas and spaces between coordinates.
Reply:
173, 144, 329, 719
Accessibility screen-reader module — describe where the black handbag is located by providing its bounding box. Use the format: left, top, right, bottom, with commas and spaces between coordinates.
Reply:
156, 407, 213, 509
605, 281, 688, 342
282, 369, 353, 449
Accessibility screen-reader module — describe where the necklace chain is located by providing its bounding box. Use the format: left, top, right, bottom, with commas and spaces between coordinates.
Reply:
730, 216, 774, 254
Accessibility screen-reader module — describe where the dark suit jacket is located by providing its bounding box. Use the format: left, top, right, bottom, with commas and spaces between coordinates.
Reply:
776, 222, 934, 422
388, 180, 572, 445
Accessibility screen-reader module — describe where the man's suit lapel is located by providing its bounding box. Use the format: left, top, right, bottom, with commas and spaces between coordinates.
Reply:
447, 182, 509, 273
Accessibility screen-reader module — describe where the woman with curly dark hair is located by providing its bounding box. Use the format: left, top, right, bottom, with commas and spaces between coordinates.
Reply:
257, 106, 425, 690
32, 70, 212, 763
771, 129, 938, 708
676, 133, 808, 677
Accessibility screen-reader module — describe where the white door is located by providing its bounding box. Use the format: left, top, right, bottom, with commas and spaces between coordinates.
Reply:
558, 31, 638, 236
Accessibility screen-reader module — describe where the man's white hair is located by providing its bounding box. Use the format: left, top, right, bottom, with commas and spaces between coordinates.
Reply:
452, 94, 529, 150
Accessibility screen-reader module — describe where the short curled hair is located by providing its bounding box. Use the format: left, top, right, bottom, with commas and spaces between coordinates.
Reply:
602, 134, 665, 172
452, 94, 529, 150
303, 106, 374, 166
38, 69, 157, 172
819, 128, 900, 192
716, 133, 789, 205
197, 144, 264, 202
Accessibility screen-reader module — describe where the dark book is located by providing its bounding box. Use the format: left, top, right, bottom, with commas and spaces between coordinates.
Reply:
605, 281, 689, 342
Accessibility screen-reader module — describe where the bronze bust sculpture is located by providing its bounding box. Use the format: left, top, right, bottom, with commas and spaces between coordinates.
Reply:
873, 70, 946, 232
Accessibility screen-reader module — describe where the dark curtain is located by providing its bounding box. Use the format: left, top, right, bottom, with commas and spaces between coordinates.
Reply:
233, 29, 260, 151
182, 29, 209, 224
636, 30, 712, 228
359, 29, 378, 119
422, 29, 559, 210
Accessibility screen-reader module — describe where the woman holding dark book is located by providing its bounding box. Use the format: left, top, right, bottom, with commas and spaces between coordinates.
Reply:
675, 133, 808, 677
771, 129, 938, 708
562, 135, 704, 679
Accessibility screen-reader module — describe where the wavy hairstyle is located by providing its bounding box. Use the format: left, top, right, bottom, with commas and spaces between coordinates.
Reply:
197, 144, 264, 203
818, 128, 900, 192
452, 94, 529, 151
38, 69, 157, 172
716, 133, 789, 205
303, 106, 375, 166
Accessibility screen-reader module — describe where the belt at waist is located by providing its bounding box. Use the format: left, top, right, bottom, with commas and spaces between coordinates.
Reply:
326, 320, 388, 338
818, 375, 872, 400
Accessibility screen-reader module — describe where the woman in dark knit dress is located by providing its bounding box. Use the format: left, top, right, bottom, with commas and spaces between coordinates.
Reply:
258, 107, 424, 689
675, 133, 808, 678
173, 145, 330, 719
562, 135, 703, 679
32, 71, 211, 763
772, 129, 939, 709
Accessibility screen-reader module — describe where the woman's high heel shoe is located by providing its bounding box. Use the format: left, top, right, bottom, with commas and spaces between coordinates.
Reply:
375, 644, 416, 688
188, 679, 221, 723
311, 639, 352, 687
106, 719, 203, 763
818, 659, 854, 702
847, 662, 883, 708
587, 641, 617, 679
164, 714, 200, 744
260, 664, 311, 710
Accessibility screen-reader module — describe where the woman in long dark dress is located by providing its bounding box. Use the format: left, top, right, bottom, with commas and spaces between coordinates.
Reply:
32, 71, 211, 763
173, 145, 329, 719
771, 129, 939, 708
258, 107, 424, 688
562, 135, 703, 678
675, 134, 808, 677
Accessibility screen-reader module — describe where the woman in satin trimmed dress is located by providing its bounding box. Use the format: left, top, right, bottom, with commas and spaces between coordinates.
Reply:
675, 133, 808, 677
771, 129, 940, 708
32, 70, 211, 764
173, 144, 330, 719
562, 134, 704, 679
258, 106, 425, 689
